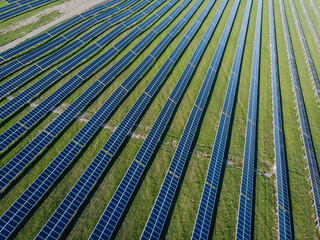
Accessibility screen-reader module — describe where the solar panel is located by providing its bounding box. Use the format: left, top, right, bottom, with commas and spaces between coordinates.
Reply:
0, 2, 19, 14
32, 0, 219, 239
277, 0, 320, 236
0, 4, 31, 21
289, 0, 320, 106
0, 0, 189, 238
235, 1, 262, 237
0, 0, 138, 80
88, 1, 228, 232
28, 1, 197, 238
192, 0, 251, 238
0, 0, 157, 121
0, 0, 173, 186
236, 195, 252, 239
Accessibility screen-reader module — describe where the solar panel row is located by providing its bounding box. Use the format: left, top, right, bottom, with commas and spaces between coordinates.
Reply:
0, 1, 23, 14
88, 0, 229, 239
235, 0, 261, 238
0, 0, 180, 191
309, 0, 320, 22
191, 0, 251, 239
0, 0, 192, 238
299, 0, 320, 53
288, 0, 320, 106
0, 0, 57, 22
0, 0, 125, 63
269, 0, 292, 238
0, 0, 138, 80
279, 0, 320, 235
6, 0, 46, 3
34, 0, 204, 238
0, 2, 166, 155
0, 0, 156, 120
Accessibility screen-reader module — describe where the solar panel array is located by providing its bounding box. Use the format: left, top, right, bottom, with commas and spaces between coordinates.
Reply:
0, 0, 43, 14
0, 0, 125, 63
0, 0, 139, 83
1, 0, 320, 238
0, 0, 171, 154
0, 0, 157, 121
299, 0, 320, 53
138, 0, 243, 238
0, 0, 57, 21
0, 0, 197, 238
288, 0, 320, 106
6, 0, 38, 3
88, 1, 230, 239
235, 0, 261, 238
269, 0, 292, 238
191, 0, 251, 239
0, 0, 181, 192
37, 1, 208, 237
279, 0, 320, 235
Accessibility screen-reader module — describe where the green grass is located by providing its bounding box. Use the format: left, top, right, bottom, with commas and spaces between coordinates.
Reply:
0, 1, 7, 8
0, 0, 320, 238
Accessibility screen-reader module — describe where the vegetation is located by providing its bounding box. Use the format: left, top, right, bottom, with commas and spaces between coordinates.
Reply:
0, 0, 319, 238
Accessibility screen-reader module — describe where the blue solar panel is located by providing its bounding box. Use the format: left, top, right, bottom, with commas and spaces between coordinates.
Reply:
192, 183, 217, 239
0, 32, 50, 61
73, 87, 127, 146
278, 207, 292, 239
0, 141, 81, 239
19, 36, 66, 64
141, 173, 179, 239
0, 123, 27, 152
57, 44, 101, 74
0, 0, 154, 120
0, 1, 186, 237
236, 195, 252, 239
0, 69, 62, 120
0, 59, 23, 80
0, 64, 42, 99
0, 131, 53, 192
192, 0, 249, 238
48, 15, 84, 36
80, 5, 107, 18
32, 1, 195, 237
270, 0, 303, 238
91, 3, 228, 237
235, 2, 261, 233
0, 2, 19, 14
0, 0, 138, 79
289, 0, 320, 103
89, 160, 143, 239
0, 4, 30, 21
37, 40, 83, 69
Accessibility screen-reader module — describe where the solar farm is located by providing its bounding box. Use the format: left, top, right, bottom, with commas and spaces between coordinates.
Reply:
0, 0, 320, 238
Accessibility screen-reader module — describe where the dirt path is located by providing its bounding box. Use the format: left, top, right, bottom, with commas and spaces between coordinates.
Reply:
0, 0, 111, 52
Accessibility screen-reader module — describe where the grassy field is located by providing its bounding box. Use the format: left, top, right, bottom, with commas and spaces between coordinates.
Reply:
0, 0, 320, 239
